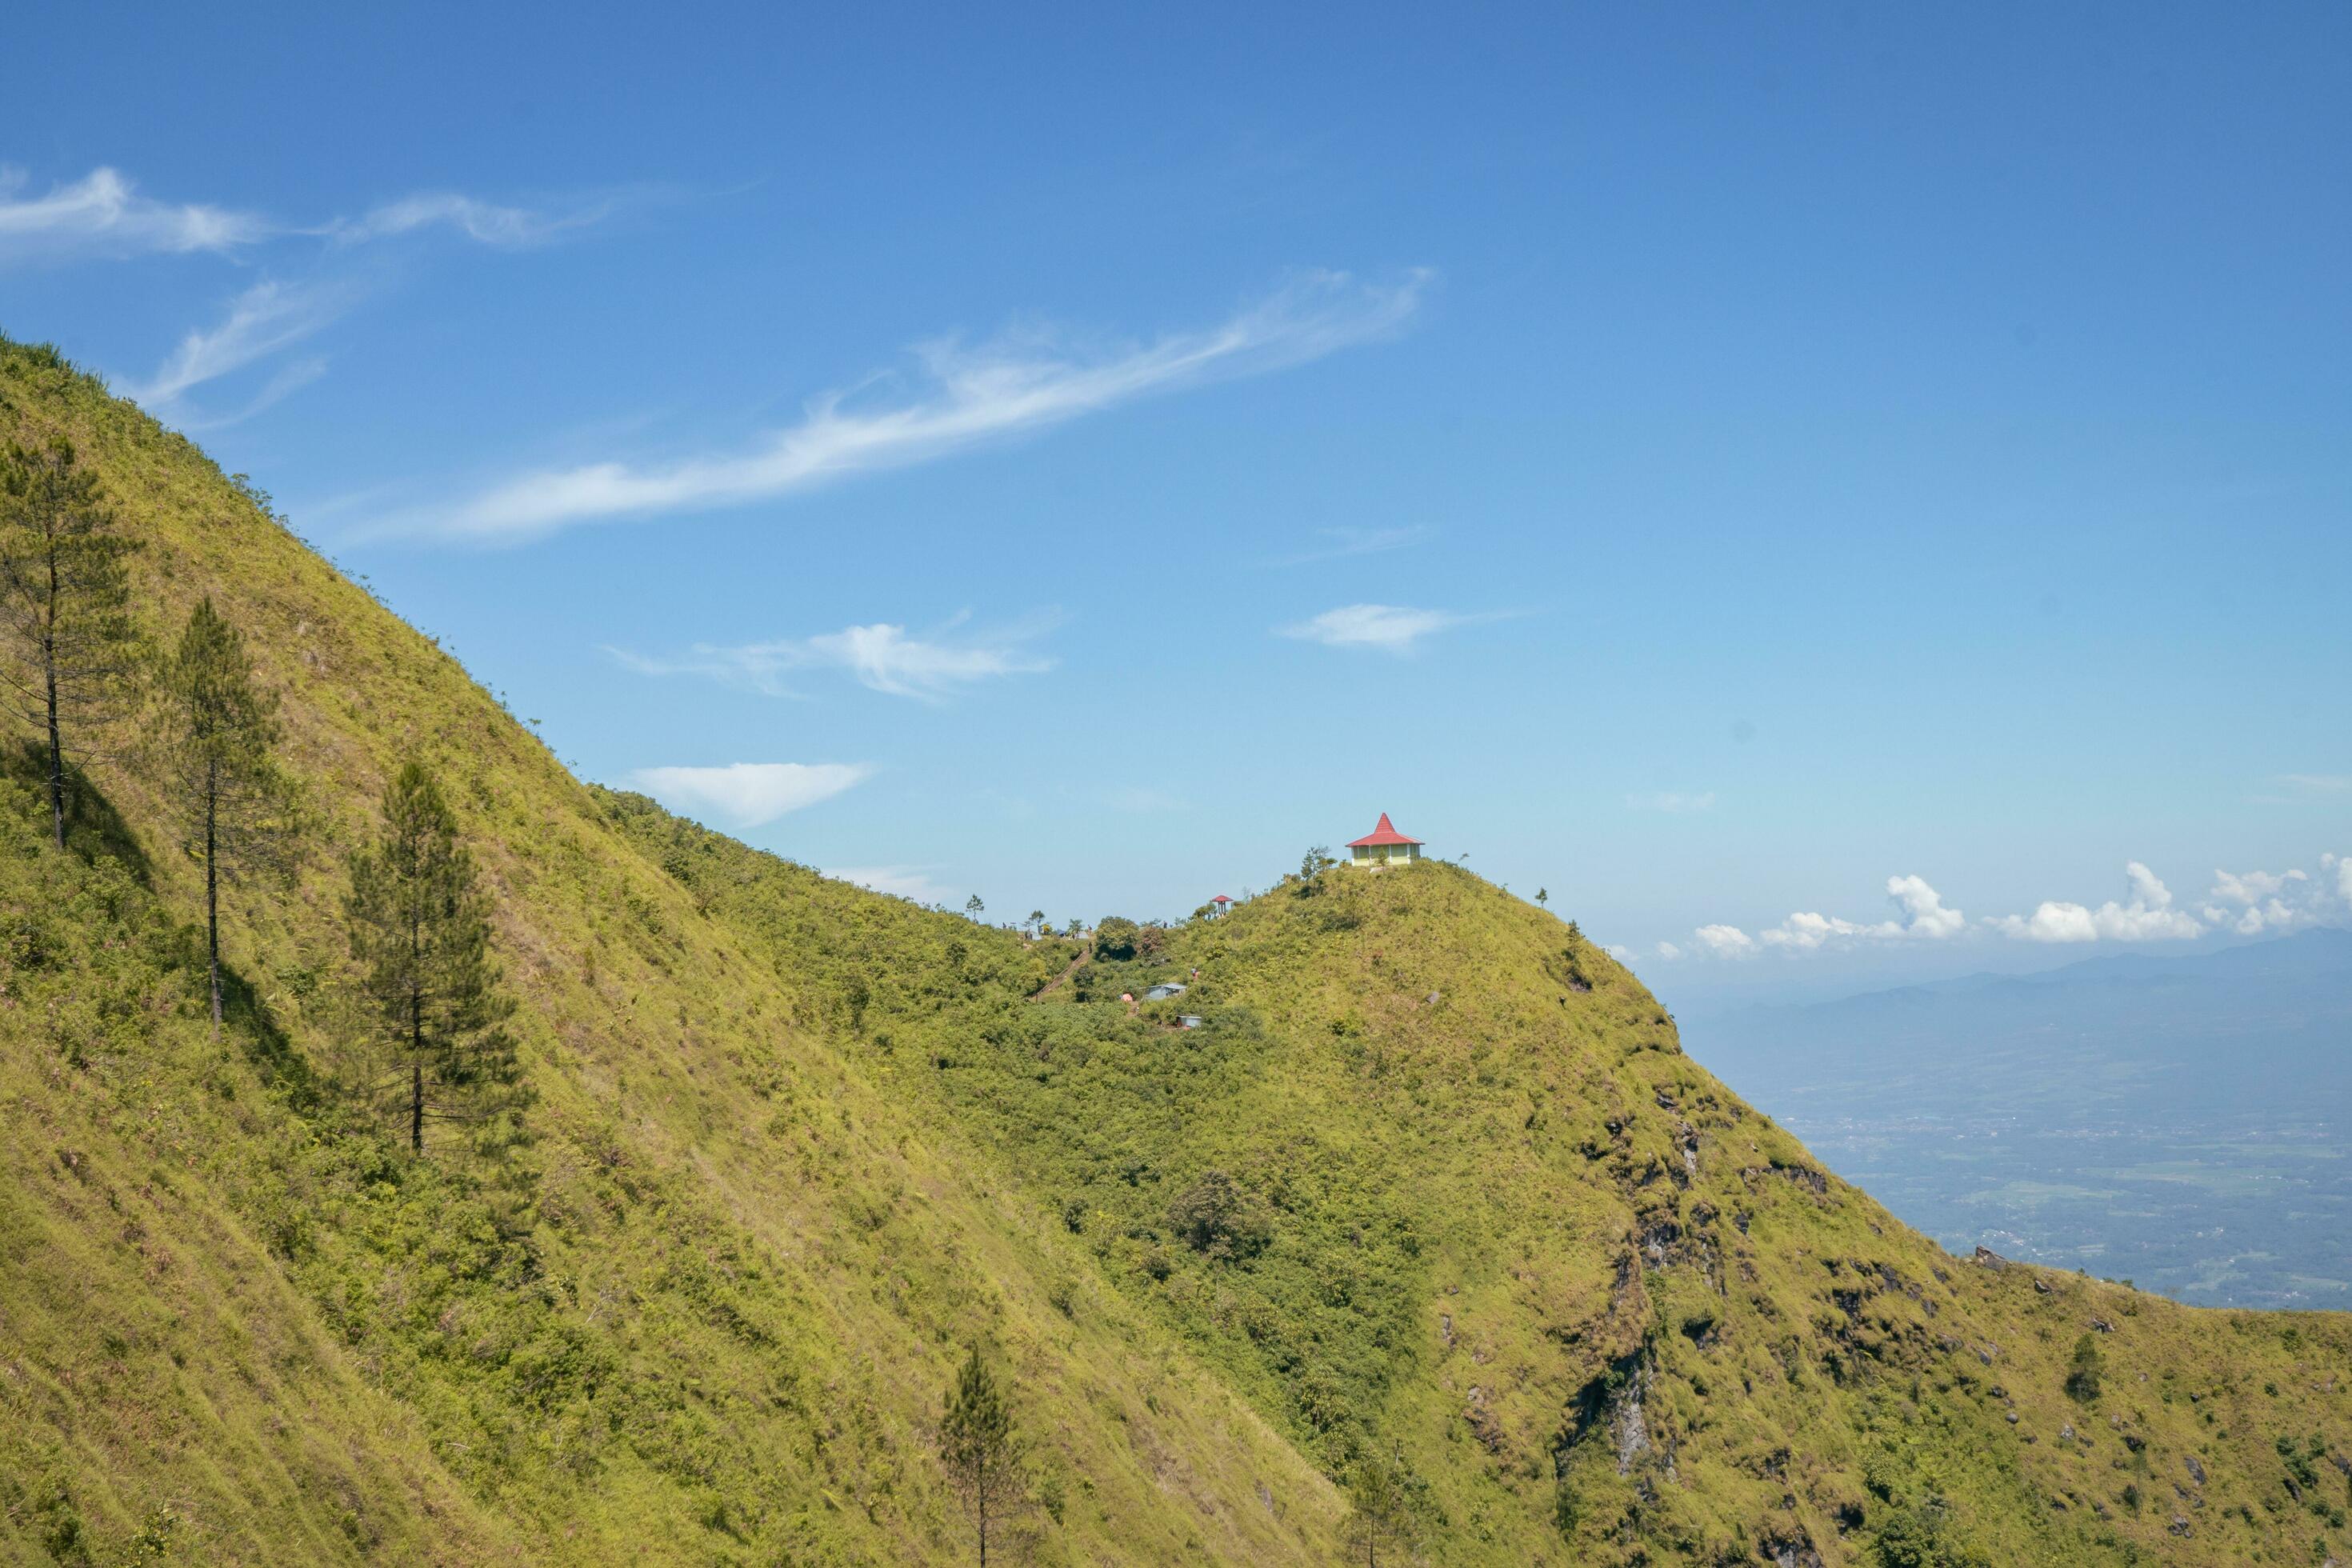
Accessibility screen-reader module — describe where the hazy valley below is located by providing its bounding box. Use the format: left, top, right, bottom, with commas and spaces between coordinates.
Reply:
1690, 928, 2352, 1310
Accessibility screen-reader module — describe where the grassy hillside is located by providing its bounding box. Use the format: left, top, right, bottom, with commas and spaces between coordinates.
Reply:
619, 811, 2352, 1565
2, 331, 2349, 1566
0, 336, 1344, 1566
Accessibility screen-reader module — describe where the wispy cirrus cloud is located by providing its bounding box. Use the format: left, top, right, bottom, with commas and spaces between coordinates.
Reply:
5, 162, 613, 422
0, 166, 268, 265
628, 761, 872, 828
1278, 601, 1502, 653
1265, 525, 1430, 567
367, 268, 1429, 543
3, 164, 606, 270
611, 612, 1057, 702
326, 192, 610, 249
128, 278, 361, 410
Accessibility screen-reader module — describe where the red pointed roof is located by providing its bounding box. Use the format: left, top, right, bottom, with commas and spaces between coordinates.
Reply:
1347, 812, 1422, 848
1211, 894, 1232, 904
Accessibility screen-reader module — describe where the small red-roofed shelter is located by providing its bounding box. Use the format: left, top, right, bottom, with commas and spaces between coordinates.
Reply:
1210, 894, 1233, 915
1346, 813, 1424, 866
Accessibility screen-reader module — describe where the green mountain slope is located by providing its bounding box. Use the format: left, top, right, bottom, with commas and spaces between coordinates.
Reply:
0, 337, 1342, 1566
2, 333, 2348, 1566
615, 802, 2352, 1565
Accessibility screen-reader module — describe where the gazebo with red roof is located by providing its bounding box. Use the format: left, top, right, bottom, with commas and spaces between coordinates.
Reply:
1209, 894, 1233, 917
1346, 812, 1424, 867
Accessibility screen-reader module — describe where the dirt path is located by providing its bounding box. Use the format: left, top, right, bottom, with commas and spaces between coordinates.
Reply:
1028, 947, 1088, 1001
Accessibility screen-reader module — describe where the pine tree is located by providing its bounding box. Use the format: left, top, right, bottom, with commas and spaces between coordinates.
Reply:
344, 762, 521, 1155
938, 1345, 1024, 1565
0, 437, 142, 849
151, 597, 300, 1038
1345, 1450, 1422, 1566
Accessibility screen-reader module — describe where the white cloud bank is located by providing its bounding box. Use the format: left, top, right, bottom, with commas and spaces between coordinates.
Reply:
628, 762, 871, 828
1691, 874, 1968, 958
392, 269, 1428, 543
2198, 857, 2352, 935
1279, 602, 1494, 653
614, 613, 1055, 702
1987, 861, 2202, 943
1694, 923, 1756, 958
1676, 854, 2352, 960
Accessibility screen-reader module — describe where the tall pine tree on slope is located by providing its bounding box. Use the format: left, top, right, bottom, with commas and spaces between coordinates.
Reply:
939, 1345, 1025, 1565
0, 437, 140, 849
150, 595, 301, 1038
344, 761, 522, 1154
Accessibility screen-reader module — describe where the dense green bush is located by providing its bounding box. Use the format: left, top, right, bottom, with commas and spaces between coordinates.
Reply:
1166, 1170, 1273, 1261
1094, 916, 1142, 959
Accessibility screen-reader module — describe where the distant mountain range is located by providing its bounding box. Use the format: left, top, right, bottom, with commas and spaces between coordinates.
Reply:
1686, 927, 2352, 1306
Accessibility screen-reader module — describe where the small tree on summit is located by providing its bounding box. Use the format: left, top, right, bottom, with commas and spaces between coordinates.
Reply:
1535, 887, 1548, 907
966, 894, 986, 920
151, 597, 301, 1038
0, 438, 142, 849
938, 1344, 1026, 1565
345, 762, 522, 1155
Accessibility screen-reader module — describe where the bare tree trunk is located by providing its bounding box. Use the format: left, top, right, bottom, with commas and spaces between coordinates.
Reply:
42, 550, 64, 851
410, 990, 426, 1154
206, 757, 221, 1040
44, 656, 63, 851
977, 1450, 988, 1567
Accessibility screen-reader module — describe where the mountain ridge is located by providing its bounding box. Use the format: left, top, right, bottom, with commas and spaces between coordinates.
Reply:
3, 332, 2349, 1565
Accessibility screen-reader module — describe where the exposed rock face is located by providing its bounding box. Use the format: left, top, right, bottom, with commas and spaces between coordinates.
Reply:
1614, 1363, 1650, 1474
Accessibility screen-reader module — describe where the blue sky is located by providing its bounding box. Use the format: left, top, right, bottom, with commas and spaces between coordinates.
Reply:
6, 2, 2349, 1006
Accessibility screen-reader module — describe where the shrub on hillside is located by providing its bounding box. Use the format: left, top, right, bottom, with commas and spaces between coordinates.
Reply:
1167, 1170, 1272, 1262
1094, 917, 1141, 960
2064, 1334, 2102, 1402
